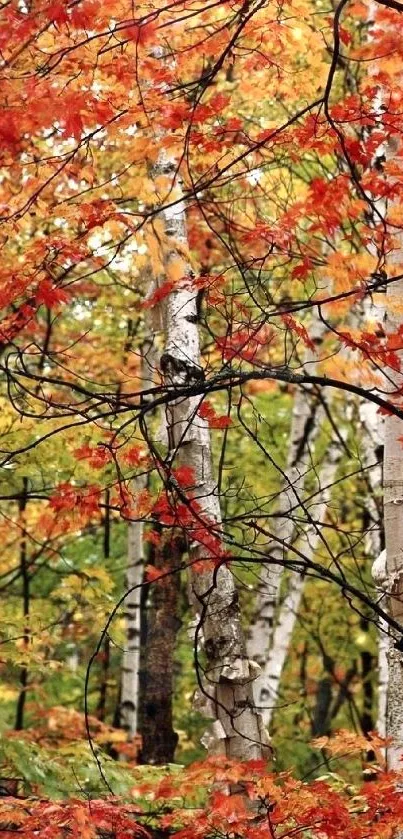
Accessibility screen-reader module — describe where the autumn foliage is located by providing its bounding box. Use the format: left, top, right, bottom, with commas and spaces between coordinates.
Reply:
1, 0, 403, 833
1, 738, 403, 838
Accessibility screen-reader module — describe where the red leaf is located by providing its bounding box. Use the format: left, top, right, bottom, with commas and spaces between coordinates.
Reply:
121, 21, 157, 45
172, 466, 196, 486
36, 279, 69, 308
291, 258, 313, 280
339, 25, 352, 46
74, 444, 111, 469
70, 0, 99, 28
209, 93, 231, 114
281, 313, 315, 351
142, 282, 175, 309
198, 401, 232, 429
62, 111, 84, 141
123, 445, 145, 467
143, 529, 161, 546
49, 482, 78, 511
48, 1, 69, 24
145, 565, 167, 582
211, 415, 232, 429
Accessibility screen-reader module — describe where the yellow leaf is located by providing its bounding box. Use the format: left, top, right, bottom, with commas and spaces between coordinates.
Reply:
166, 255, 187, 284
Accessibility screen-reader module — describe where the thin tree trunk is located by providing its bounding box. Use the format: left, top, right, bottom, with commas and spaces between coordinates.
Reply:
372, 550, 389, 739
365, 18, 400, 759
140, 533, 182, 764
15, 479, 28, 731
248, 319, 326, 672
119, 341, 156, 740
119, 509, 144, 740
248, 388, 324, 667
360, 366, 387, 737
254, 437, 343, 727
97, 490, 111, 722
361, 647, 374, 735
383, 271, 403, 769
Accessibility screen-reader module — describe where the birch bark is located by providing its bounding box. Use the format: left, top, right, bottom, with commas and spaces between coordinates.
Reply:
383, 268, 403, 769
119, 512, 144, 740
154, 156, 269, 759
248, 322, 326, 670
120, 342, 155, 740
359, 398, 387, 737
255, 436, 343, 727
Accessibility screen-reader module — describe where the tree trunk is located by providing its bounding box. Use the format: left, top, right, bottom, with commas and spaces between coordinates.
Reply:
153, 156, 269, 760
15, 479, 29, 731
248, 319, 326, 681
248, 385, 324, 668
361, 647, 374, 735
119, 513, 144, 740
119, 339, 156, 740
140, 533, 182, 764
97, 491, 111, 722
254, 436, 343, 727
372, 549, 389, 739
384, 273, 403, 769
359, 354, 387, 737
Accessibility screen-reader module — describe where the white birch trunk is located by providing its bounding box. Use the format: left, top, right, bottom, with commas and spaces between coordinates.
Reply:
383, 271, 403, 769
153, 157, 269, 759
120, 512, 144, 739
248, 321, 326, 667
360, 395, 388, 738
372, 549, 388, 739
364, 8, 402, 758
120, 341, 155, 739
255, 436, 343, 727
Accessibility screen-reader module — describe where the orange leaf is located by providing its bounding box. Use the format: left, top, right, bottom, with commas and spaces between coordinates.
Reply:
145, 565, 168, 582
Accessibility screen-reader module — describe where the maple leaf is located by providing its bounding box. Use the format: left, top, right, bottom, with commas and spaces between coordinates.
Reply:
143, 529, 161, 546
69, 0, 99, 29
198, 401, 232, 429
291, 258, 313, 280
172, 466, 196, 486
0, 114, 19, 150
122, 445, 146, 467
152, 494, 176, 525
142, 281, 175, 310
215, 325, 273, 363
49, 482, 78, 512
36, 279, 69, 308
48, 1, 69, 25
145, 565, 167, 582
74, 444, 111, 469
62, 111, 84, 141
210, 791, 251, 825
281, 313, 316, 351
121, 20, 157, 45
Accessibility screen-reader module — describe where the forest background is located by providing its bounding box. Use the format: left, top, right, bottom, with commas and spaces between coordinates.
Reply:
1, 0, 403, 836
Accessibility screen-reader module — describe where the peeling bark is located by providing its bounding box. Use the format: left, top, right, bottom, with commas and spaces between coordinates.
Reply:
384, 274, 403, 769
360, 349, 387, 738
154, 155, 269, 760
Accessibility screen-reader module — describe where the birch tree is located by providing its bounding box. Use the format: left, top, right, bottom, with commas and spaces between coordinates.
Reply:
248, 321, 326, 671
119, 342, 155, 740
383, 268, 403, 770
255, 435, 344, 728
148, 157, 270, 760
119, 515, 144, 741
